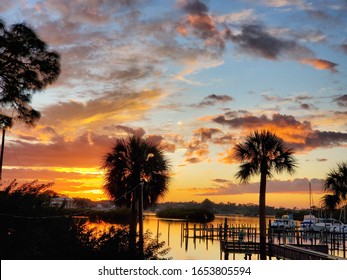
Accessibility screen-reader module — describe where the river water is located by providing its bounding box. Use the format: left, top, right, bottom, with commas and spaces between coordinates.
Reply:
88, 213, 276, 260
88, 214, 347, 259
142, 213, 275, 260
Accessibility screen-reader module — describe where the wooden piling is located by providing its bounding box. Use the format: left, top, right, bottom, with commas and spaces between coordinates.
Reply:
224, 218, 228, 240
185, 220, 189, 238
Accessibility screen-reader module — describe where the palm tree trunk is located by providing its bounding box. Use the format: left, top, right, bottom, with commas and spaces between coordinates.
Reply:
129, 196, 138, 257
259, 171, 267, 260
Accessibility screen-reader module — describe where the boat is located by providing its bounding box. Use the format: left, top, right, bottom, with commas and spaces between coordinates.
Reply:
300, 181, 318, 232
300, 214, 317, 231
312, 218, 343, 232
271, 214, 296, 231
330, 222, 347, 234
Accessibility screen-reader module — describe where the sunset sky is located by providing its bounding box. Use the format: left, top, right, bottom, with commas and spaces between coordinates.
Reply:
1, 0, 347, 208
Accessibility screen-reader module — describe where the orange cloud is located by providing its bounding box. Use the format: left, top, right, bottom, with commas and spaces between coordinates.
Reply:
213, 112, 347, 152
301, 58, 338, 72
39, 89, 164, 137
6, 132, 112, 168
177, 0, 225, 51
193, 127, 223, 141
184, 138, 209, 163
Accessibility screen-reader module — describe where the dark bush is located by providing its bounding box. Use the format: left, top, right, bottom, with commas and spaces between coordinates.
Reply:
156, 207, 214, 223
0, 180, 168, 260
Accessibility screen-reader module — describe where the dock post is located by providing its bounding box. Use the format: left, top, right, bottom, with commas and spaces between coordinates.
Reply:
267, 219, 272, 244
283, 231, 287, 244
185, 220, 189, 238
168, 222, 170, 246
156, 219, 160, 245
343, 233, 346, 259
224, 218, 228, 240
193, 224, 196, 239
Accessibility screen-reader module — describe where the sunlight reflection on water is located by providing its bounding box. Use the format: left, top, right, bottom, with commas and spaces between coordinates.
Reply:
86, 214, 275, 260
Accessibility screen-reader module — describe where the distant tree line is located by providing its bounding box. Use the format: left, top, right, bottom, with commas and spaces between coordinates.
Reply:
153, 199, 346, 222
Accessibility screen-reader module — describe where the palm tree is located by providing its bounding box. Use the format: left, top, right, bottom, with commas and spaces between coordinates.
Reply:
321, 162, 347, 218
101, 135, 170, 258
234, 130, 296, 260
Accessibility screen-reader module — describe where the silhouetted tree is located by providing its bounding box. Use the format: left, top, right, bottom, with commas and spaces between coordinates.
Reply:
321, 162, 347, 212
234, 130, 296, 260
101, 135, 170, 258
201, 198, 214, 211
0, 19, 60, 124
0, 19, 61, 178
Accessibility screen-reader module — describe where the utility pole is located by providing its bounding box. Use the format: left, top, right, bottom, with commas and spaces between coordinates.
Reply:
138, 152, 152, 259
0, 128, 6, 180
0, 115, 13, 181
138, 182, 144, 259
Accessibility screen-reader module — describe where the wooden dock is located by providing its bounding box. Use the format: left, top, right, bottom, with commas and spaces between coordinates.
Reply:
268, 244, 345, 260
220, 241, 346, 260
220, 240, 260, 260
181, 219, 347, 260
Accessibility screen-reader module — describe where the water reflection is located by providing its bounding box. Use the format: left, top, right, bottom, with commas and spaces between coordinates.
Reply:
87, 214, 346, 259
87, 214, 274, 260
144, 214, 275, 260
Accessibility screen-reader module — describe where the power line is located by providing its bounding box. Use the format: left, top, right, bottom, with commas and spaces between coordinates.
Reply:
0, 209, 92, 219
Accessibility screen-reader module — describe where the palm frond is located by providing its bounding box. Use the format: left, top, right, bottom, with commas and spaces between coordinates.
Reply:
101, 135, 170, 208
234, 130, 296, 182
322, 162, 347, 209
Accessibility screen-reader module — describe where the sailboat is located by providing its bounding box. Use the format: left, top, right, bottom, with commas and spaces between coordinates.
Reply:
299, 180, 317, 231
330, 206, 347, 234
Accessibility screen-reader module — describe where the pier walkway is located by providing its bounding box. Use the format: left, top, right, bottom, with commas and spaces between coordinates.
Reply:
220, 241, 345, 260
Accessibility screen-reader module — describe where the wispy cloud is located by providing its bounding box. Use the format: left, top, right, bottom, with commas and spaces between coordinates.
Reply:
103, 125, 146, 138
196, 177, 324, 196
40, 89, 163, 136
217, 9, 258, 24
334, 94, 347, 107
193, 94, 233, 107
7, 131, 112, 168
259, 0, 307, 9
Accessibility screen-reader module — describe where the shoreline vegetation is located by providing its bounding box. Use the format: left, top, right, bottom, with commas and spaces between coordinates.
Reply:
156, 207, 215, 223
68, 198, 343, 224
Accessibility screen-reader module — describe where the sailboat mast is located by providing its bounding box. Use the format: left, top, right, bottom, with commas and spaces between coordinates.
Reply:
309, 180, 312, 210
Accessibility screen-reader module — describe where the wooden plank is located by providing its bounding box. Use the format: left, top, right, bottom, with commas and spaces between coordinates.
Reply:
221, 241, 346, 260
268, 244, 345, 260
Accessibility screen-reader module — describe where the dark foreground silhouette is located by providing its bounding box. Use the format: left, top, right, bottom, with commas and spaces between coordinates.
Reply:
0, 180, 169, 260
